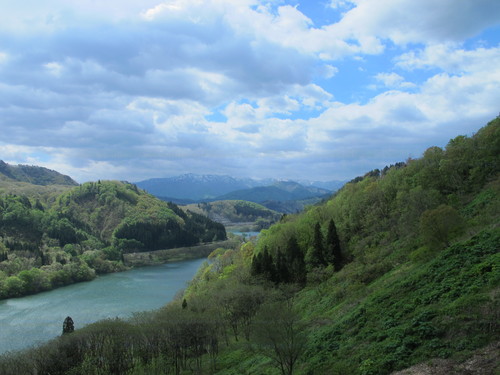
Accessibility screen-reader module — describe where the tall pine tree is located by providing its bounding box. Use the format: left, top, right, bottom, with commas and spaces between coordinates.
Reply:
307, 222, 326, 269
325, 219, 342, 271
286, 236, 306, 284
275, 249, 290, 283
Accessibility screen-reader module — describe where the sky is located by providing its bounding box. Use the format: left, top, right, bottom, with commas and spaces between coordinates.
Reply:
0, 0, 499, 183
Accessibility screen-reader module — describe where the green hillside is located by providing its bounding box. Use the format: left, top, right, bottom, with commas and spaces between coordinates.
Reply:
0, 162, 76, 204
0, 118, 498, 374
184, 200, 282, 231
0, 160, 78, 186
0, 180, 226, 299
215, 181, 332, 213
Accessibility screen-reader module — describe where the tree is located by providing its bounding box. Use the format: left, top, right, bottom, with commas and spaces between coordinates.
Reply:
306, 222, 325, 270
251, 246, 276, 282
275, 250, 290, 284
325, 219, 342, 271
420, 204, 464, 250
261, 247, 276, 282
250, 301, 307, 375
62, 316, 74, 334
285, 236, 306, 284
0, 242, 7, 262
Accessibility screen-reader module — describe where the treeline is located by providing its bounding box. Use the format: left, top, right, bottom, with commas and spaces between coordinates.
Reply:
251, 219, 342, 284
0, 181, 226, 299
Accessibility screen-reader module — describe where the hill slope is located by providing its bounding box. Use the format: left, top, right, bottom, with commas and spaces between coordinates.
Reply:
184, 200, 282, 231
0, 160, 78, 186
214, 181, 332, 213
216, 181, 331, 202
0, 180, 226, 299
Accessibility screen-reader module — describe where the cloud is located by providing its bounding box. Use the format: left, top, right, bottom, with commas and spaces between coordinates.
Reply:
332, 0, 500, 46
396, 45, 500, 75
373, 72, 416, 89
0, 0, 499, 183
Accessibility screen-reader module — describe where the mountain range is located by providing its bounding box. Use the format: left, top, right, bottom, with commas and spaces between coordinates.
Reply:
135, 174, 344, 204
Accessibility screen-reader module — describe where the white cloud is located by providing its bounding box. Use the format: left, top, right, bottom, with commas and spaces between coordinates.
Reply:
396, 45, 500, 75
374, 72, 404, 87
329, 0, 355, 9
0, 0, 499, 182
374, 72, 416, 89
333, 0, 500, 46
320, 64, 339, 78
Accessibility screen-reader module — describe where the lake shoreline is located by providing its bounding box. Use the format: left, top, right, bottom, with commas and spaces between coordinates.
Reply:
0, 239, 239, 302
0, 257, 209, 354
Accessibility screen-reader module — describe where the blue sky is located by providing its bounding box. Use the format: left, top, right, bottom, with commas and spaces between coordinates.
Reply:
0, 0, 499, 183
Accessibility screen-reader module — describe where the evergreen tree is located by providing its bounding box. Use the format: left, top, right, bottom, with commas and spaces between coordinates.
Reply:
275, 250, 290, 284
261, 247, 276, 282
308, 222, 326, 268
251, 253, 263, 276
62, 316, 74, 334
286, 236, 306, 284
326, 219, 342, 271
251, 247, 276, 282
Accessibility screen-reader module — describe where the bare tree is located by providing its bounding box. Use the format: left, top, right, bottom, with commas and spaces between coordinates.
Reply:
250, 301, 307, 375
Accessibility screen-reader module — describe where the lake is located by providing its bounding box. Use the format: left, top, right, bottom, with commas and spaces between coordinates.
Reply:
0, 257, 206, 354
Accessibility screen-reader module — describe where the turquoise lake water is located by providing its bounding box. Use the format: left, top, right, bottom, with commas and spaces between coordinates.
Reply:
0, 257, 206, 354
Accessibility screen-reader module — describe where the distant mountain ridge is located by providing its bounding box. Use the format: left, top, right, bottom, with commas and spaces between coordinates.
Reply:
216, 181, 331, 202
135, 174, 271, 200
0, 160, 78, 186
135, 173, 344, 201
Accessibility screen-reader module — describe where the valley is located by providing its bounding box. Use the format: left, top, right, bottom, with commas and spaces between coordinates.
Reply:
0, 118, 498, 374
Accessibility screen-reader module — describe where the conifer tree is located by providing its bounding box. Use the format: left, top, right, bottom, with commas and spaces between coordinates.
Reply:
286, 236, 306, 284
308, 222, 326, 268
261, 247, 276, 282
275, 250, 290, 283
251, 253, 263, 276
326, 219, 342, 271
62, 316, 74, 334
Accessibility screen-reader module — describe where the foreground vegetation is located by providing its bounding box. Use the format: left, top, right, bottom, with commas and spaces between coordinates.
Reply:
0, 118, 498, 374
0, 180, 226, 299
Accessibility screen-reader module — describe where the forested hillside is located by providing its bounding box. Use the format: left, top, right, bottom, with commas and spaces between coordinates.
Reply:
214, 181, 332, 213
0, 180, 226, 299
0, 160, 78, 186
0, 118, 498, 374
184, 200, 282, 231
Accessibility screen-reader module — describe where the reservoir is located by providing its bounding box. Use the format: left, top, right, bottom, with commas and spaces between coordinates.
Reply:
0, 257, 206, 354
